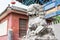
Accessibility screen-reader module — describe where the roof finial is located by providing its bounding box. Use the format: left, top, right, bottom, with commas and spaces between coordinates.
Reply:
11, 0, 16, 4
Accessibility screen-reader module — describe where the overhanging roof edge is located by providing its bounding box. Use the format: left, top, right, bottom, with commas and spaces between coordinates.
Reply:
45, 10, 60, 19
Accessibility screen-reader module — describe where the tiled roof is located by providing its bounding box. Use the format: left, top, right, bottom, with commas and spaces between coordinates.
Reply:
0, 1, 28, 15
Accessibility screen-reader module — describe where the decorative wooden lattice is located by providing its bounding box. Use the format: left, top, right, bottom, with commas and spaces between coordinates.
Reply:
16, 0, 52, 5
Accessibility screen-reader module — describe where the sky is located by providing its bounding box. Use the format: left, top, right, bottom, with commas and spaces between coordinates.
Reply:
0, 0, 10, 14
0, 0, 28, 14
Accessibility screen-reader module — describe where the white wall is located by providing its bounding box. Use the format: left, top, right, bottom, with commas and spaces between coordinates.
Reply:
49, 23, 60, 40
0, 20, 7, 36
53, 23, 60, 40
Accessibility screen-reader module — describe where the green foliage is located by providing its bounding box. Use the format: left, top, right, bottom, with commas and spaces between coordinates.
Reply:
53, 15, 60, 24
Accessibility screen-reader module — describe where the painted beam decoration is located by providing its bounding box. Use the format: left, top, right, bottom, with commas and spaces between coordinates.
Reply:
0, 20, 7, 36
45, 10, 60, 18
